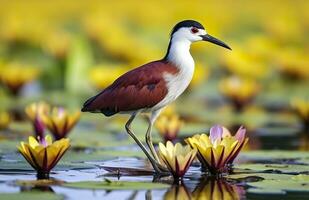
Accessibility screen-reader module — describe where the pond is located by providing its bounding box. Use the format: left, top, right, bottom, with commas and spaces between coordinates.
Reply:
0, 113, 308, 200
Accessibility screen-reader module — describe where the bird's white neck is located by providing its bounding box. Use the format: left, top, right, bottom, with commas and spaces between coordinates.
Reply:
165, 38, 194, 71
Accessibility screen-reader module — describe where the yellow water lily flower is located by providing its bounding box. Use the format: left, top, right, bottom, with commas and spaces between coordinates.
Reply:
17, 135, 70, 178
186, 125, 248, 174
89, 64, 128, 90
219, 76, 259, 112
275, 49, 309, 80
25, 102, 50, 138
158, 141, 197, 179
222, 47, 269, 79
0, 63, 40, 96
155, 114, 184, 142
43, 30, 71, 58
42, 107, 80, 140
192, 179, 241, 200
291, 98, 309, 126
0, 111, 11, 130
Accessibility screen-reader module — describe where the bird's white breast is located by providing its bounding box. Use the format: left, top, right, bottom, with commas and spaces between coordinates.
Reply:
153, 38, 195, 110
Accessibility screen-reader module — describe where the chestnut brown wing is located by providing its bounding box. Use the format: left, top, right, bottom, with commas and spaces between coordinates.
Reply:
81, 60, 178, 116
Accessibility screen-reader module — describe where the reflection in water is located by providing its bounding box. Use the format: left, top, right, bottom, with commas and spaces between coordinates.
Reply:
164, 184, 191, 200
299, 133, 309, 150
20, 185, 54, 193
163, 179, 243, 200
192, 179, 243, 200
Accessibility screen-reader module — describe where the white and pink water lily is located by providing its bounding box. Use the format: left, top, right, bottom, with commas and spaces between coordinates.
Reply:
186, 125, 248, 174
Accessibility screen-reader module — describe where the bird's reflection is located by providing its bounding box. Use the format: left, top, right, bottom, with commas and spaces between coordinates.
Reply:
163, 178, 243, 200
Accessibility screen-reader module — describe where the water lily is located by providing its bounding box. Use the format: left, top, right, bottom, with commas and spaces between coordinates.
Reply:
25, 102, 50, 140
291, 98, 309, 128
155, 114, 184, 142
0, 111, 11, 130
192, 179, 242, 200
219, 76, 259, 112
42, 107, 80, 140
17, 135, 70, 179
158, 141, 197, 179
222, 47, 269, 79
186, 125, 248, 174
275, 49, 309, 80
0, 63, 40, 96
89, 64, 128, 90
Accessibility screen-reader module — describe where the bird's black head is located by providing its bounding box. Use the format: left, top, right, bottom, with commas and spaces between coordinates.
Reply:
171, 20, 205, 36
168, 19, 231, 50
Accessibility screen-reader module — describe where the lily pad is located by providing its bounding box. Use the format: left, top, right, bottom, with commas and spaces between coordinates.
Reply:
0, 192, 64, 200
234, 163, 309, 174
247, 175, 309, 194
240, 150, 309, 165
15, 179, 64, 187
228, 173, 309, 195
64, 180, 169, 190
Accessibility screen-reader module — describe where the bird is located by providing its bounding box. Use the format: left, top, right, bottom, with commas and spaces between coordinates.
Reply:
81, 19, 231, 174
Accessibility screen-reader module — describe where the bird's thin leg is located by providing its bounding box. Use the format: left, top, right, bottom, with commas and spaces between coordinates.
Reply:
145, 118, 160, 162
125, 113, 162, 173
145, 110, 169, 172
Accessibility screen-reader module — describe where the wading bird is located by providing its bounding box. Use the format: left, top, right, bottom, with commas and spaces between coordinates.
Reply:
82, 20, 231, 174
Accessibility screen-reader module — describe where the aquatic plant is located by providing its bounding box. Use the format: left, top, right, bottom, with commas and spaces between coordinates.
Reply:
89, 64, 128, 90
186, 125, 248, 174
155, 114, 184, 142
0, 63, 40, 96
42, 107, 80, 140
25, 102, 50, 140
0, 111, 11, 130
219, 76, 259, 112
158, 141, 196, 180
18, 135, 70, 179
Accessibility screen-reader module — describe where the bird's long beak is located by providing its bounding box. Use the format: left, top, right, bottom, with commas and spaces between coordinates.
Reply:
201, 34, 231, 50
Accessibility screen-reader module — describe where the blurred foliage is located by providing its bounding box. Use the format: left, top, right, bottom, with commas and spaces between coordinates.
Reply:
0, 0, 308, 134
0, 0, 308, 93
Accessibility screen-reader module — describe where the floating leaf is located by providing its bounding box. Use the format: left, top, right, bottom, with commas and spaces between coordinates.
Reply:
247, 176, 309, 194
0, 192, 64, 200
234, 163, 309, 174
15, 179, 64, 187
228, 173, 309, 195
64, 180, 169, 190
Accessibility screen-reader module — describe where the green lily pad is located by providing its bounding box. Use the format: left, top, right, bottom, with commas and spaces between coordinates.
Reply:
240, 151, 309, 165
247, 175, 309, 194
234, 163, 309, 174
228, 173, 309, 195
15, 179, 64, 187
228, 173, 293, 181
64, 180, 169, 190
0, 192, 64, 200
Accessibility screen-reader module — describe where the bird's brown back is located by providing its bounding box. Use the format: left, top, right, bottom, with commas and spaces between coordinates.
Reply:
81, 60, 179, 116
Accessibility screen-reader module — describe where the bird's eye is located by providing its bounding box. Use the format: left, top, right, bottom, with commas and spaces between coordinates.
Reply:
191, 27, 199, 34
